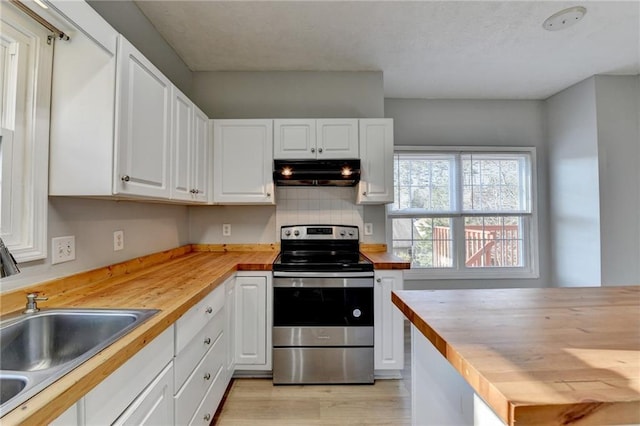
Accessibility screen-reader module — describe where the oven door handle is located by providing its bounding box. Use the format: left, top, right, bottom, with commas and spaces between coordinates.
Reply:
272, 271, 374, 278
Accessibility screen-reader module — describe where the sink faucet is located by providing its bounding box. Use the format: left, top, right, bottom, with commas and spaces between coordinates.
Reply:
24, 293, 48, 313
0, 237, 20, 277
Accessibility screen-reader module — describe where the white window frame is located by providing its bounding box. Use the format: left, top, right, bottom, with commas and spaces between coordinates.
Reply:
0, 3, 52, 262
387, 146, 539, 280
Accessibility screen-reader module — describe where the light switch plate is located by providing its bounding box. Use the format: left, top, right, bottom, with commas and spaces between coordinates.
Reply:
364, 223, 373, 236
51, 236, 76, 264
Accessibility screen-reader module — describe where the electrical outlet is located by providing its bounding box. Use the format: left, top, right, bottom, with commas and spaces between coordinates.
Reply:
51, 236, 76, 264
364, 223, 373, 236
114, 230, 124, 251
222, 224, 231, 237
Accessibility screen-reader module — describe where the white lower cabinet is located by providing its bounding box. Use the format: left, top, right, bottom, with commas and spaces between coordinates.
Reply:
113, 361, 174, 426
173, 281, 229, 425
234, 273, 272, 370
374, 270, 405, 371
84, 326, 174, 425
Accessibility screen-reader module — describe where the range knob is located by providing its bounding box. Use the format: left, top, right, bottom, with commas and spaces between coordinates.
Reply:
294, 230, 300, 236
284, 230, 291, 236
348, 231, 354, 237
340, 231, 346, 237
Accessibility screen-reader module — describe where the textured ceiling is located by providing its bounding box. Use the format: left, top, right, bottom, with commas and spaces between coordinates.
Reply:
134, 0, 640, 99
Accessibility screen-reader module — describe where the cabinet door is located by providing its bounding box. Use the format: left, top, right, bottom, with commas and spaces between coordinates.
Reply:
49, 9, 117, 196
316, 119, 359, 159
235, 276, 267, 366
374, 270, 404, 370
212, 120, 274, 204
170, 87, 193, 201
115, 35, 171, 199
112, 361, 174, 426
357, 119, 394, 204
273, 119, 316, 159
192, 107, 209, 202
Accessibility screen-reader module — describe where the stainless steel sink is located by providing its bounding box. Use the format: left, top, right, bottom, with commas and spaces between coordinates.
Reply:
0, 308, 159, 416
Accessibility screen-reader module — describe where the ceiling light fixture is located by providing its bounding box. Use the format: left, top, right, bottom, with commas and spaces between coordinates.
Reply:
543, 6, 587, 31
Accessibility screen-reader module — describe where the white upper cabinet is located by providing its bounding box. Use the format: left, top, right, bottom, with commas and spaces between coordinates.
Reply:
273, 119, 316, 159
170, 87, 209, 203
114, 35, 172, 199
49, 3, 118, 197
317, 119, 359, 158
192, 107, 210, 202
212, 119, 275, 204
357, 119, 394, 204
274, 119, 358, 159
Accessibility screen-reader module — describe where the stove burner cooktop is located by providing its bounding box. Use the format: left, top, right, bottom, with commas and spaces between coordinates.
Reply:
274, 225, 372, 273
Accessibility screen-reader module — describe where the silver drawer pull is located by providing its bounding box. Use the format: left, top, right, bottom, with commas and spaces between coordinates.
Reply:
121, 175, 130, 182
204, 337, 211, 345
205, 306, 213, 314
203, 413, 211, 421
376, 278, 382, 283
204, 372, 211, 380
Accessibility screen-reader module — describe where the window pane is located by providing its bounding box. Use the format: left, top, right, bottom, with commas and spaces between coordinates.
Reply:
464, 216, 523, 267
392, 154, 454, 212
392, 218, 453, 268
462, 153, 530, 213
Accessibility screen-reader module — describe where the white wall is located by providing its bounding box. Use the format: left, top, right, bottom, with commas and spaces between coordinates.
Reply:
2, 199, 190, 292
546, 75, 640, 288
385, 99, 550, 290
546, 78, 601, 287
191, 71, 384, 119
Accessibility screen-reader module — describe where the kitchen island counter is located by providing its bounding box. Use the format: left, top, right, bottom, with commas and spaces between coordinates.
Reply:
392, 286, 640, 425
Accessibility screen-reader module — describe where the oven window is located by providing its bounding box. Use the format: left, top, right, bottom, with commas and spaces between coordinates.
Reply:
274, 288, 373, 327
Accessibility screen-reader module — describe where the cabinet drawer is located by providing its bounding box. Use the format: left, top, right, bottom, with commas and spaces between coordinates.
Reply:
187, 364, 227, 426
174, 332, 225, 425
175, 284, 225, 354
112, 361, 174, 426
85, 327, 174, 425
175, 308, 224, 390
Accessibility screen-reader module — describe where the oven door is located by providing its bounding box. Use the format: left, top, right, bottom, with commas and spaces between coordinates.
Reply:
273, 276, 374, 328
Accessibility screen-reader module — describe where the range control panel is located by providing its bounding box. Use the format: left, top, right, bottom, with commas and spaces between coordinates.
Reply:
280, 225, 359, 240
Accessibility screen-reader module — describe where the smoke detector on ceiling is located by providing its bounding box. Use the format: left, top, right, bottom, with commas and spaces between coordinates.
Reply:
543, 6, 587, 31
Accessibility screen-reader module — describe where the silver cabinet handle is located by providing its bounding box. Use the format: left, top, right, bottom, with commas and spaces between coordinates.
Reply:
204, 372, 211, 380
318, 147, 323, 153
310, 147, 316, 153
194, 189, 199, 194
205, 306, 213, 314
204, 337, 211, 345
362, 191, 367, 196
376, 278, 382, 283
204, 413, 211, 421
121, 175, 130, 182
266, 192, 271, 197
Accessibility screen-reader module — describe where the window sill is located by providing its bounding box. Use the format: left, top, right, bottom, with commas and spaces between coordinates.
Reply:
403, 267, 540, 281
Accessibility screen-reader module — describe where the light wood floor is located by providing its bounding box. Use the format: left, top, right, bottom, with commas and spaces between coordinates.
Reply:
214, 322, 411, 425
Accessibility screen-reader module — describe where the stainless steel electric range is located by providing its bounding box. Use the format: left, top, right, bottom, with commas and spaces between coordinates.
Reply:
272, 225, 374, 385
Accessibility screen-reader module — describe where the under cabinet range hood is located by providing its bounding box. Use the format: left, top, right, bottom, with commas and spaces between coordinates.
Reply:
273, 159, 361, 186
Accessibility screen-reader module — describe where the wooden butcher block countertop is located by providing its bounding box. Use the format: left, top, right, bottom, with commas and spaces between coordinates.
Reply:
392, 286, 640, 426
0, 244, 278, 425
